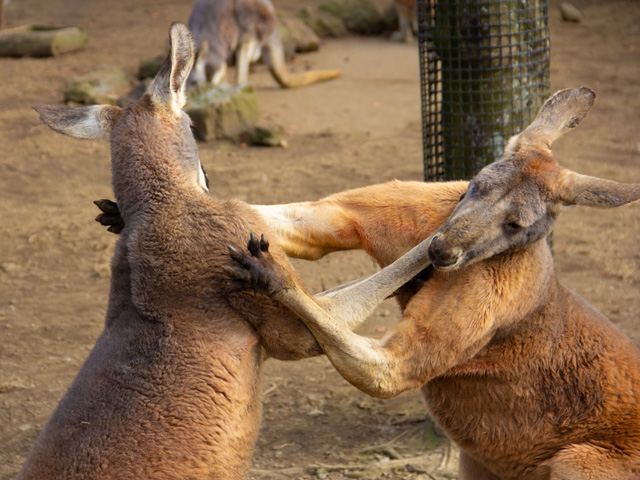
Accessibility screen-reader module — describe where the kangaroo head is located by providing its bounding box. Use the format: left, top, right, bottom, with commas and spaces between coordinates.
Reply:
34, 23, 208, 217
428, 87, 640, 270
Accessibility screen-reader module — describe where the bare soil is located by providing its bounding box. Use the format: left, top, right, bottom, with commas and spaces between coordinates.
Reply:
0, 0, 638, 479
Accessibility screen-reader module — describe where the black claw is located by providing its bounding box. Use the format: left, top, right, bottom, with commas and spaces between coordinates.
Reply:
94, 199, 120, 215
260, 234, 269, 252
227, 245, 242, 260
247, 233, 261, 255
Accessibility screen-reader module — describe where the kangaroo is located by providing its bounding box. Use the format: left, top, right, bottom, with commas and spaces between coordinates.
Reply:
226, 88, 640, 479
391, 0, 417, 43
187, 0, 340, 88
21, 23, 330, 480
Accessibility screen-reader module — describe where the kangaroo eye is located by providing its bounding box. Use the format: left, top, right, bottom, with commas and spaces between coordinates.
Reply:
506, 221, 523, 231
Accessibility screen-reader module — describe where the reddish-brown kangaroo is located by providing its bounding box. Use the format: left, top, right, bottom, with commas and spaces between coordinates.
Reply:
227, 88, 640, 479
21, 23, 333, 480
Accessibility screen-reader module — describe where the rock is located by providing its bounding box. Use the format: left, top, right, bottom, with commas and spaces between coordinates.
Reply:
381, 2, 399, 32
277, 10, 321, 56
239, 124, 288, 147
0, 262, 21, 274
0, 25, 87, 57
117, 79, 152, 107
298, 7, 348, 38
138, 54, 166, 79
185, 83, 259, 142
559, 2, 582, 23
64, 65, 135, 105
318, 0, 384, 35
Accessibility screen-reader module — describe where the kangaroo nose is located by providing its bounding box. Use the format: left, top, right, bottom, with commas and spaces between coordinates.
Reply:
428, 234, 462, 268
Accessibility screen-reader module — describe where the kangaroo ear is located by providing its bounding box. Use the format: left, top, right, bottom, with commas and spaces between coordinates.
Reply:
556, 168, 640, 207
34, 104, 122, 140
149, 22, 195, 112
517, 87, 595, 150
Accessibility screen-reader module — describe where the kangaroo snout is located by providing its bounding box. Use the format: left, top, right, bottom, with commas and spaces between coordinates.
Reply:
428, 234, 463, 269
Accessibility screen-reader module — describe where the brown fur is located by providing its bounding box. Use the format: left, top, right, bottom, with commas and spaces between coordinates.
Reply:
21, 23, 322, 480
232, 88, 640, 479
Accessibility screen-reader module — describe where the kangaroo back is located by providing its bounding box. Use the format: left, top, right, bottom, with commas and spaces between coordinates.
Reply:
24, 23, 321, 480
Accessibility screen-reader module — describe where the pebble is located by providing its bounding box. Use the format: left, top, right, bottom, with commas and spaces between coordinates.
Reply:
560, 2, 583, 23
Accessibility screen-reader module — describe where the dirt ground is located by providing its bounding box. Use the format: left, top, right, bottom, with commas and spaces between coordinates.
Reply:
0, 0, 638, 478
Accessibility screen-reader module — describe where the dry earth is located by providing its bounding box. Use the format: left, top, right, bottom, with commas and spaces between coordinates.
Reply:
0, 0, 638, 478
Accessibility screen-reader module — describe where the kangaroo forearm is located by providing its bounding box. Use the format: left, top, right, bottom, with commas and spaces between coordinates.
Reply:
320, 233, 435, 315
305, 325, 429, 399
252, 202, 363, 260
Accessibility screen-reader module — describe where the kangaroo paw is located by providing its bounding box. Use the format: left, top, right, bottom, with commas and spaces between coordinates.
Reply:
226, 233, 289, 296
94, 199, 125, 234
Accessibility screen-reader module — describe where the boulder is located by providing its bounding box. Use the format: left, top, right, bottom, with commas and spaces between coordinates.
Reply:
138, 54, 166, 80
239, 124, 288, 148
64, 65, 134, 105
277, 10, 321, 55
381, 2, 399, 32
185, 83, 259, 142
117, 79, 152, 107
298, 7, 348, 38
318, 0, 384, 35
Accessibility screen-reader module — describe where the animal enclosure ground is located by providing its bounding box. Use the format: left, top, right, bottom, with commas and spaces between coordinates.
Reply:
0, 0, 638, 478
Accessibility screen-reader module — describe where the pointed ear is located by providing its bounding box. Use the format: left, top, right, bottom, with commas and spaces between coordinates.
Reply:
33, 104, 122, 140
556, 168, 640, 208
149, 22, 195, 112
517, 87, 596, 150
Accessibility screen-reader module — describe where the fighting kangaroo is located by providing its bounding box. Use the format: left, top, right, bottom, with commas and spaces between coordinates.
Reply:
187, 0, 340, 88
227, 88, 640, 479
21, 23, 333, 480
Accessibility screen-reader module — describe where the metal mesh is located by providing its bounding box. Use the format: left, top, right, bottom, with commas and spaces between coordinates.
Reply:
417, 0, 550, 181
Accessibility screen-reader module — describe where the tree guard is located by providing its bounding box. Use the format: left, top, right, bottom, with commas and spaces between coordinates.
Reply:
418, 0, 550, 181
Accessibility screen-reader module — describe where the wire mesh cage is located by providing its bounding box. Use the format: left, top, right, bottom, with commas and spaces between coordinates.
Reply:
418, 0, 550, 181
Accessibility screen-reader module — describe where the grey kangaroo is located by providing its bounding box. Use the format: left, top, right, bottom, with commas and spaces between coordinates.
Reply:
21, 23, 332, 480
187, 0, 340, 88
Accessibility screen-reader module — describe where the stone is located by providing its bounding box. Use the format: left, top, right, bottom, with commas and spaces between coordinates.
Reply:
298, 7, 348, 38
239, 124, 288, 148
0, 25, 87, 57
185, 83, 259, 142
381, 2, 399, 32
64, 65, 135, 105
0, 262, 21, 274
559, 2, 582, 23
117, 79, 152, 107
277, 10, 321, 57
138, 54, 166, 79
318, 0, 384, 35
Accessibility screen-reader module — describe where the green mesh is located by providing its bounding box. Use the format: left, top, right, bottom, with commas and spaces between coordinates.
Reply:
418, 0, 550, 181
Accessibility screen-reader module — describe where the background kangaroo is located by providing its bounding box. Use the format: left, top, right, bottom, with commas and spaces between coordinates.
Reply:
227, 88, 640, 479
21, 23, 330, 480
391, 0, 417, 43
187, 0, 340, 88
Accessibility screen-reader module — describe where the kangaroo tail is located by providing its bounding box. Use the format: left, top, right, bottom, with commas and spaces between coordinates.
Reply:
264, 31, 340, 89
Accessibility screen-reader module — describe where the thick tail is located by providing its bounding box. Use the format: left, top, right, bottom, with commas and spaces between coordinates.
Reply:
264, 31, 340, 89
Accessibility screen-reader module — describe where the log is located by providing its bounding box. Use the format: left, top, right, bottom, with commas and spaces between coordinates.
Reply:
0, 25, 88, 57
